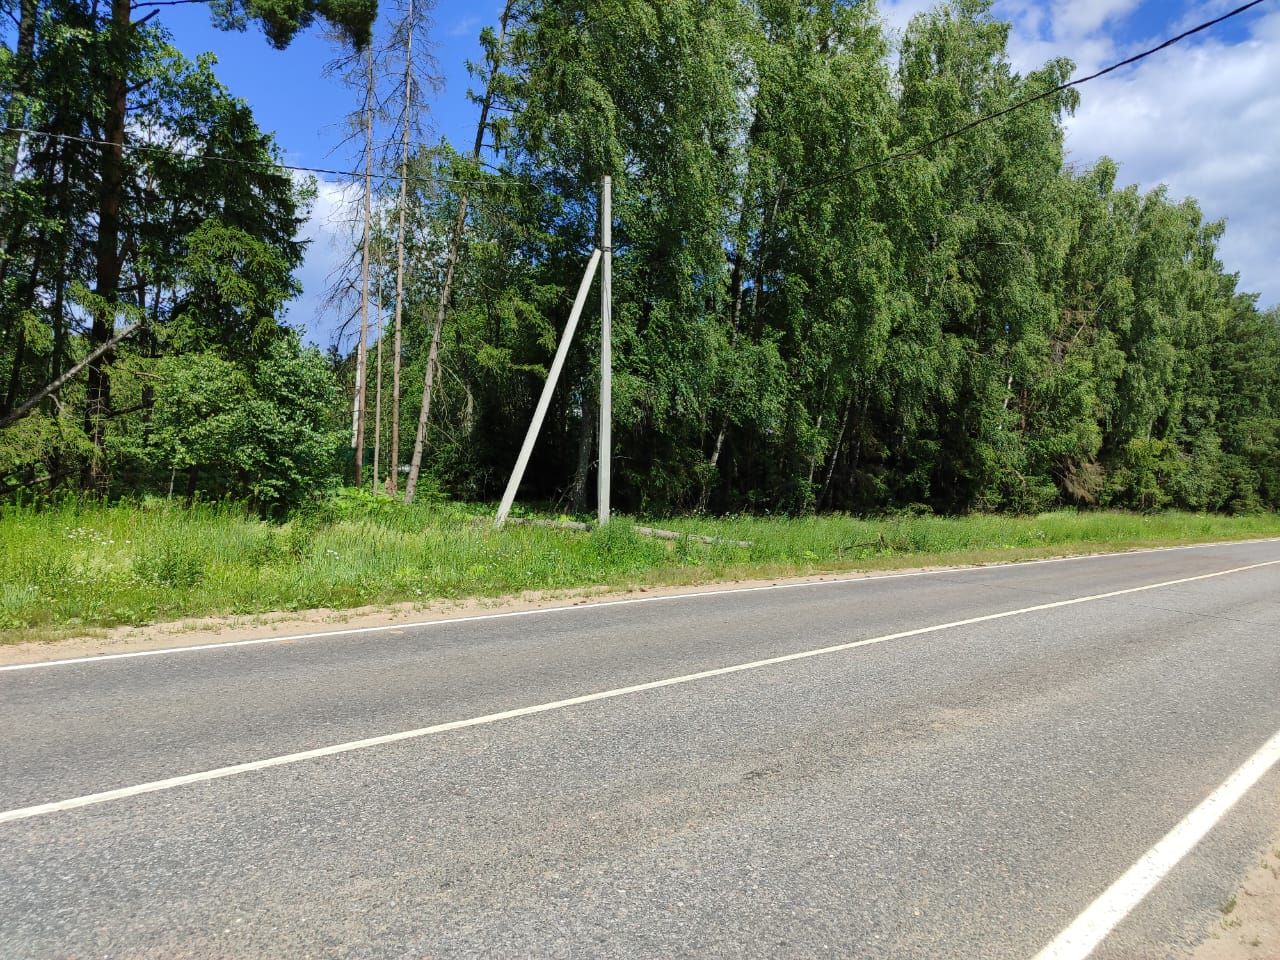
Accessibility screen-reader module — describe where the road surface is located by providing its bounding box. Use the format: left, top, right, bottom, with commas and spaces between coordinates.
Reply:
2, 539, 1279, 958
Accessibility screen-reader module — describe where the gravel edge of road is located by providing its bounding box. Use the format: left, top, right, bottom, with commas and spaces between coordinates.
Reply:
1189, 816, 1280, 960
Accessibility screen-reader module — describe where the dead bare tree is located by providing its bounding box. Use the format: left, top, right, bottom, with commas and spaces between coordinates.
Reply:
352, 47, 376, 488
372, 232, 386, 491
387, 0, 415, 495
404, 0, 516, 503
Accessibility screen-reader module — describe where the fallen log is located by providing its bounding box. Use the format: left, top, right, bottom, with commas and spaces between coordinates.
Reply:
506, 516, 752, 548
0, 322, 141, 430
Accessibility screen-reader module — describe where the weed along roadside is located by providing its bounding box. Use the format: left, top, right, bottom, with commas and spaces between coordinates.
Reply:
3, 492, 1280, 646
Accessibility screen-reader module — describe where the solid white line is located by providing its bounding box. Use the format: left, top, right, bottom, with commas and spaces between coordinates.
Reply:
1033, 725, 1280, 960
2, 557, 1278, 826
3, 536, 1279, 674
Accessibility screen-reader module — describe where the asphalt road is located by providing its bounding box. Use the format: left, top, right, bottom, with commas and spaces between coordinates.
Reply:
2, 539, 1279, 959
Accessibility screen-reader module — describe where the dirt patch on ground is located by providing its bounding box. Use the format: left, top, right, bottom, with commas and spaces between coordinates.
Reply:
0, 568, 914, 667
1190, 828, 1280, 960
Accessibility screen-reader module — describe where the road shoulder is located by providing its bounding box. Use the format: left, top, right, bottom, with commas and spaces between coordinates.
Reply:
3, 537, 1274, 669
1190, 821, 1280, 960
0, 569, 884, 667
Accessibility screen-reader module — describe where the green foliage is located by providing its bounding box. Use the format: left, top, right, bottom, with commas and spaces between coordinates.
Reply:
210, 0, 375, 48
0, 2, 326, 505
388, 0, 1279, 518
3, 0, 1279, 520
135, 335, 340, 511
133, 539, 208, 588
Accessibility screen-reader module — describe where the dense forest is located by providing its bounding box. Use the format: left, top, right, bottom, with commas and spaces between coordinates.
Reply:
2, 0, 1278, 517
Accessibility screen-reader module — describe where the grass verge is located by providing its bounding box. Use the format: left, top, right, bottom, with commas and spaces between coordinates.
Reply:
3, 492, 1279, 645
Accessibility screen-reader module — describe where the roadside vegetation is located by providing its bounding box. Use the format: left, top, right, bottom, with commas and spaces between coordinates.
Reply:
6, 1, 1280, 524
4, 492, 1279, 644
5, 0, 1280, 652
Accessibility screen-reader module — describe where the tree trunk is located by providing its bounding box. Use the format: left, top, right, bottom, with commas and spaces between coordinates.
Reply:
727, 106, 763, 334
372, 242, 384, 491
749, 189, 782, 340
568, 399, 595, 514
50, 273, 66, 397
0, 221, 23, 342
819, 396, 853, 509
387, 0, 414, 495
84, 0, 132, 496
1, 246, 44, 416
0, 0, 37, 200
807, 411, 824, 487
48, 139, 73, 390
0, 322, 141, 430
353, 47, 374, 488
404, 0, 515, 503
696, 416, 728, 514
4, 326, 26, 415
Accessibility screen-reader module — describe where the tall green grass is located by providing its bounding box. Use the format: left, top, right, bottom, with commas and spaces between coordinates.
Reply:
3, 492, 1278, 643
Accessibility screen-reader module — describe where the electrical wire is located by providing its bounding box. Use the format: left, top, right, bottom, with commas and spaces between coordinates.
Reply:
2, 0, 1268, 197
0, 125, 526, 190
785, 0, 1270, 199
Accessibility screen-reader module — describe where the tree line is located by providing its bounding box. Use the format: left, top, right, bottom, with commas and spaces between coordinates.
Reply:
3, 0, 1278, 516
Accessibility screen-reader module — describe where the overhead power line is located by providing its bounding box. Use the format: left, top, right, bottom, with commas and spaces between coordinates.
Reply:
2, 0, 1268, 198
0, 126, 524, 190
788, 0, 1270, 199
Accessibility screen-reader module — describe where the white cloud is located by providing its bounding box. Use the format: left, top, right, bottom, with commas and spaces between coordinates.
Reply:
283, 1, 1277, 328
882, 1, 1279, 306
449, 16, 481, 39
1050, 0, 1143, 41
877, 0, 937, 36
1053, 5, 1280, 305
285, 174, 362, 346
1000, 0, 1123, 74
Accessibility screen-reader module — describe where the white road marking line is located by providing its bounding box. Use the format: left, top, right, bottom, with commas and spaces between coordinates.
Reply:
2, 558, 1278, 826
1033, 726, 1280, 960
3, 536, 1279, 673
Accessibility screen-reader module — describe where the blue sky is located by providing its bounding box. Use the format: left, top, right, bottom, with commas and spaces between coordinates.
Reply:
154, 0, 1280, 343
160, 0, 493, 173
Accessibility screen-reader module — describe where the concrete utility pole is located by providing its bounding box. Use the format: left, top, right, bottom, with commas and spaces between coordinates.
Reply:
598, 174, 612, 525
494, 178, 617, 528
495, 249, 603, 528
